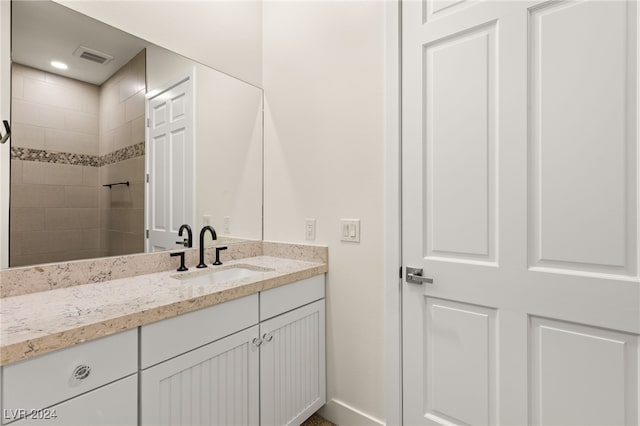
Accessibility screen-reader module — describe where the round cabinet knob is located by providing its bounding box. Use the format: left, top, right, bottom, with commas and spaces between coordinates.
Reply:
262, 333, 274, 342
252, 337, 263, 347
72, 365, 91, 380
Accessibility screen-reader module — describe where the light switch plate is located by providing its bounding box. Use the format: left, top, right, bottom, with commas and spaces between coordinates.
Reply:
340, 219, 360, 243
305, 218, 316, 241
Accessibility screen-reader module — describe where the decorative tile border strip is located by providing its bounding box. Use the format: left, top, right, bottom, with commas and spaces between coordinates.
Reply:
11, 147, 100, 167
11, 142, 145, 167
101, 142, 145, 166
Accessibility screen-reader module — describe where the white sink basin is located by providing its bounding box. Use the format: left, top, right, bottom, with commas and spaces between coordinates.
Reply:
172, 265, 271, 285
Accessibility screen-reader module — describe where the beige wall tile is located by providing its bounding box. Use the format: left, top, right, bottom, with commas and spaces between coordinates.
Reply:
12, 63, 45, 81
107, 104, 126, 131
106, 230, 123, 256
100, 209, 112, 229
131, 156, 146, 183
11, 123, 46, 149
12, 73, 24, 99
11, 160, 23, 184
23, 70, 99, 113
120, 232, 144, 255
131, 208, 145, 233
108, 209, 128, 232
125, 90, 145, 122
100, 128, 115, 155
100, 80, 119, 114
45, 128, 99, 155
23, 162, 83, 185
64, 111, 99, 135
82, 166, 99, 186
81, 229, 101, 250
13, 229, 84, 255
45, 208, 99, 230
131, 116, 145, 144
9, 230, 24, 256
10, 208, 45, 232
130, 183, 145, 209
65, 186, 99, 208
38, 105, 66, 129
23, 78, 66, 109
100, 229, 110, 256
108, 185, 134, 208
99, 186, 111, 209
11, 99, 39, 125
11, 183, 66, 208
119, 73, 138, 103
113, 122, 132, 151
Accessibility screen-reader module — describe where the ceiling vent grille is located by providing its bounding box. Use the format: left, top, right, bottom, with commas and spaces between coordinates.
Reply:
73, 46, 114, 65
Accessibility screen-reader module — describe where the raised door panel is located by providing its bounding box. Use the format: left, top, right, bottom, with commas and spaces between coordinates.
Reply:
260, 300, 326, 426
424, 23, 497, 263
141, 325, 259, 426
530, 317, 639, 426
528, 0, 638, 275
423, 298, 497, 426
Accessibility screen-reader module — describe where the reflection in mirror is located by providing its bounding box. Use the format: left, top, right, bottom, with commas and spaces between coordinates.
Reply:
6, 0, 263, 269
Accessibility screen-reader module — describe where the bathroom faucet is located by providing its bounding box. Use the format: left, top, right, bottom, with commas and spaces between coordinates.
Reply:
196, 225, 218, 268
176, 224, 193, 248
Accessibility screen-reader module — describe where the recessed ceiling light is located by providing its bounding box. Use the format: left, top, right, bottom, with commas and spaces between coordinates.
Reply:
50, 61, 68, 70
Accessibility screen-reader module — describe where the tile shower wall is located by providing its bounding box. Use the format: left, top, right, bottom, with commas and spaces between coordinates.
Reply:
10, 53, 146, 266
10, 64, 100, 266
98, 51, 145, 257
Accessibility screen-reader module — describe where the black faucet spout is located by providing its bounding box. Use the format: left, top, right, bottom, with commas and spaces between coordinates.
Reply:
177, 224, 193, 248
196, 225, 218, 268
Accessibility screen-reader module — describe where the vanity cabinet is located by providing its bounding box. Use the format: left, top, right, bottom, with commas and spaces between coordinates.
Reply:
1, 329, 138, 425
140, 275, 326, 426
259, 299, 325, 426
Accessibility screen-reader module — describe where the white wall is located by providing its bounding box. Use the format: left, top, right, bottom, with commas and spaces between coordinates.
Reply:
147, 45, 263, 242
263, 2, 386, 424
52, 0, 263, 87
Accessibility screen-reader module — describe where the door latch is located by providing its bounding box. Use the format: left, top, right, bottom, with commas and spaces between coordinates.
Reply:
406, 267, 434, 285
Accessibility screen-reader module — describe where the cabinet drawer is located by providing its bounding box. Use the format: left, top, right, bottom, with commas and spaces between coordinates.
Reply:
141, 293, 258, 368
2, 329, 137, 416
7, 374, 137, 426
260, 275, 325, 321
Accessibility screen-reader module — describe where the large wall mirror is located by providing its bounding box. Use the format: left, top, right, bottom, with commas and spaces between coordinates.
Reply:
6, 0, 263, 268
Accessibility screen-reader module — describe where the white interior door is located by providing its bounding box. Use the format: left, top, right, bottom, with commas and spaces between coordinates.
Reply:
146, 75, 194, 252
402, 1, 639, 425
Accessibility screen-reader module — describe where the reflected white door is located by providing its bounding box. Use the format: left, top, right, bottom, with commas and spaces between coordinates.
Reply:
146, 75, 194, 252
402, 1, 640, 425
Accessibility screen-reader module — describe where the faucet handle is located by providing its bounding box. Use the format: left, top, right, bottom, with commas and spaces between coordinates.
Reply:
213, 246, 228, 266
176, 239, 188, 247
170, 252, 188, 272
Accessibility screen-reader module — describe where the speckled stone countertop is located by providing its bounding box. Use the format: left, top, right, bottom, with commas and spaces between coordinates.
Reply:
0, 242, 328, 366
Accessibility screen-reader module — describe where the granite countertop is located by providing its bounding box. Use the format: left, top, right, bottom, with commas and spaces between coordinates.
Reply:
0, 255, 327, 366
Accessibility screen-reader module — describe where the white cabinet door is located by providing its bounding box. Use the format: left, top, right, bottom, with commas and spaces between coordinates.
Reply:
141, 325, 260, 426
402, 1, 640, 425
9, 375, 137, 426
259, 300, 326, 426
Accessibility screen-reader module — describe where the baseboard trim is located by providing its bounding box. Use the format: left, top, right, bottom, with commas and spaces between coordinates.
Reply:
319, 398, 385, 426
